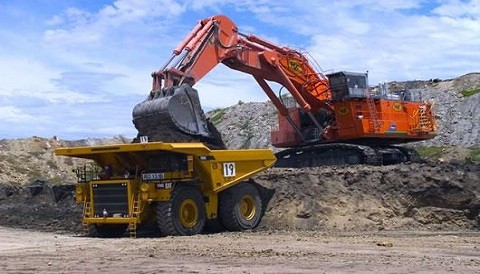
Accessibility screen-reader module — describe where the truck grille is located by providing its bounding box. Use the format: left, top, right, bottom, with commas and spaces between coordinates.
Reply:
92, 182, 129, 217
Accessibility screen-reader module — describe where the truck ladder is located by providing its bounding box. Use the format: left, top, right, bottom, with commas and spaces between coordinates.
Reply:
82, 200, 91, 232
365, 89, 381, 132
129, 194, 141, 238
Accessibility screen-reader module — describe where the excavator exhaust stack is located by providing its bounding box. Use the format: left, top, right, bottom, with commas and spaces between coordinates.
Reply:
132, 84, 225, 148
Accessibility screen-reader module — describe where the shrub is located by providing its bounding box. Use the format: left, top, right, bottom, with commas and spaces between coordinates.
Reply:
466, 147, 480, 164
461, 88, 480, 97
209, 108, 227, 125
416, 146, 444, 160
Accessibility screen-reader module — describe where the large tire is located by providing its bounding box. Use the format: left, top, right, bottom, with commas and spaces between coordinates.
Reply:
91, 224, 127, 238
156, 186, 206, 236
219, 182, 263, 231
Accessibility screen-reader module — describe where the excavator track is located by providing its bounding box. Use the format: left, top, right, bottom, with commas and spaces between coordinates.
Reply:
274, 144, 418, 167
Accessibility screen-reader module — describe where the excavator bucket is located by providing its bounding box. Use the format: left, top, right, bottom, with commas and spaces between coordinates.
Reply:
132, 85, 225, 148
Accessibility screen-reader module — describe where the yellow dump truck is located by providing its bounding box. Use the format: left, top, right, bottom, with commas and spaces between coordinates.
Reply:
55, 142, 276, 237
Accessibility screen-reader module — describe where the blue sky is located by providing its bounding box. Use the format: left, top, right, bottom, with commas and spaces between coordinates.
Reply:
1, 0, 479, 140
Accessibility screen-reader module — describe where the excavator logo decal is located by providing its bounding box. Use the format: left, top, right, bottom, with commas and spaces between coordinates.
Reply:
392, 102, 402, 111
338, 106, 349, 116
287, 59, 304, 75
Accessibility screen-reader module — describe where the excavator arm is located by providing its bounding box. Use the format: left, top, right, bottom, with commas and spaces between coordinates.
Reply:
133, 15, 333, 146
155, 15, 331, 111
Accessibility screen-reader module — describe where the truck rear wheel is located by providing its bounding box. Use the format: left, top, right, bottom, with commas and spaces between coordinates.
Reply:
156, 186, 206, 236
219, 182, 263, 231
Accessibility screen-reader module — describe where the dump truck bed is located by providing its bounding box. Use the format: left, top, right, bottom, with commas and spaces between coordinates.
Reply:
55, 142, 276, 193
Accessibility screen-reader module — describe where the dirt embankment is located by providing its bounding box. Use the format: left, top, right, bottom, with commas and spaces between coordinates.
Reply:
0, 180, 81, 232
258, 162, 480, 232
0, 161, 478, 234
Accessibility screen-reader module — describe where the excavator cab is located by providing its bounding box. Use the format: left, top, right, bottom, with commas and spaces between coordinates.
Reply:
327, 71, 369, 101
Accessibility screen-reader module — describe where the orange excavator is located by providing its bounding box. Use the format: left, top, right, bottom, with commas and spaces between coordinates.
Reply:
132, 15, 436, 166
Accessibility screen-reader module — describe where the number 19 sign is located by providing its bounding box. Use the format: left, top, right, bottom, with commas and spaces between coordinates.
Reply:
223, 162, 236, 177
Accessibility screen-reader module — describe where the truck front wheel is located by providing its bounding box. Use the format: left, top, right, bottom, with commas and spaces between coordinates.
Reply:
157, 186, 206, 236
219, 182, 263, 231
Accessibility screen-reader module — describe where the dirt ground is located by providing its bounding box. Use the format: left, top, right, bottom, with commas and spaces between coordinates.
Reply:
0, 161, 479, 273
0, 227, 478, 273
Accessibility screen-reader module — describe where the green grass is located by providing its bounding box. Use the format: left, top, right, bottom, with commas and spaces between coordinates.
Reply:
416, 146, 444, 161
209, 108, 227, 125
461, 88, 480, 97
415, 146, 480, 164
466, 147, 480, 164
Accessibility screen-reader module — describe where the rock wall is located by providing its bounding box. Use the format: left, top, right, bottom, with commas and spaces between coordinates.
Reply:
420, 74, 480, 147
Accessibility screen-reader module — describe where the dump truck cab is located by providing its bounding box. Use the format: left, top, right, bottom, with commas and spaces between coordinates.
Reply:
55, 142, 276, 237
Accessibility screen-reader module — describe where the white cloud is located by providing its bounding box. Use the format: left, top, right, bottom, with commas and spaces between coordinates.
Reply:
0, 57, 104, 104
0, 57, 57, 93
44, 14, 64, 26
44, 28, 101, 45
433, 0, 480, 18
43, 0, 185, 46
332, 0, 423, 11
195, 66, 269, 109
0, 106, 39, 123
286, 1, 480, 82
